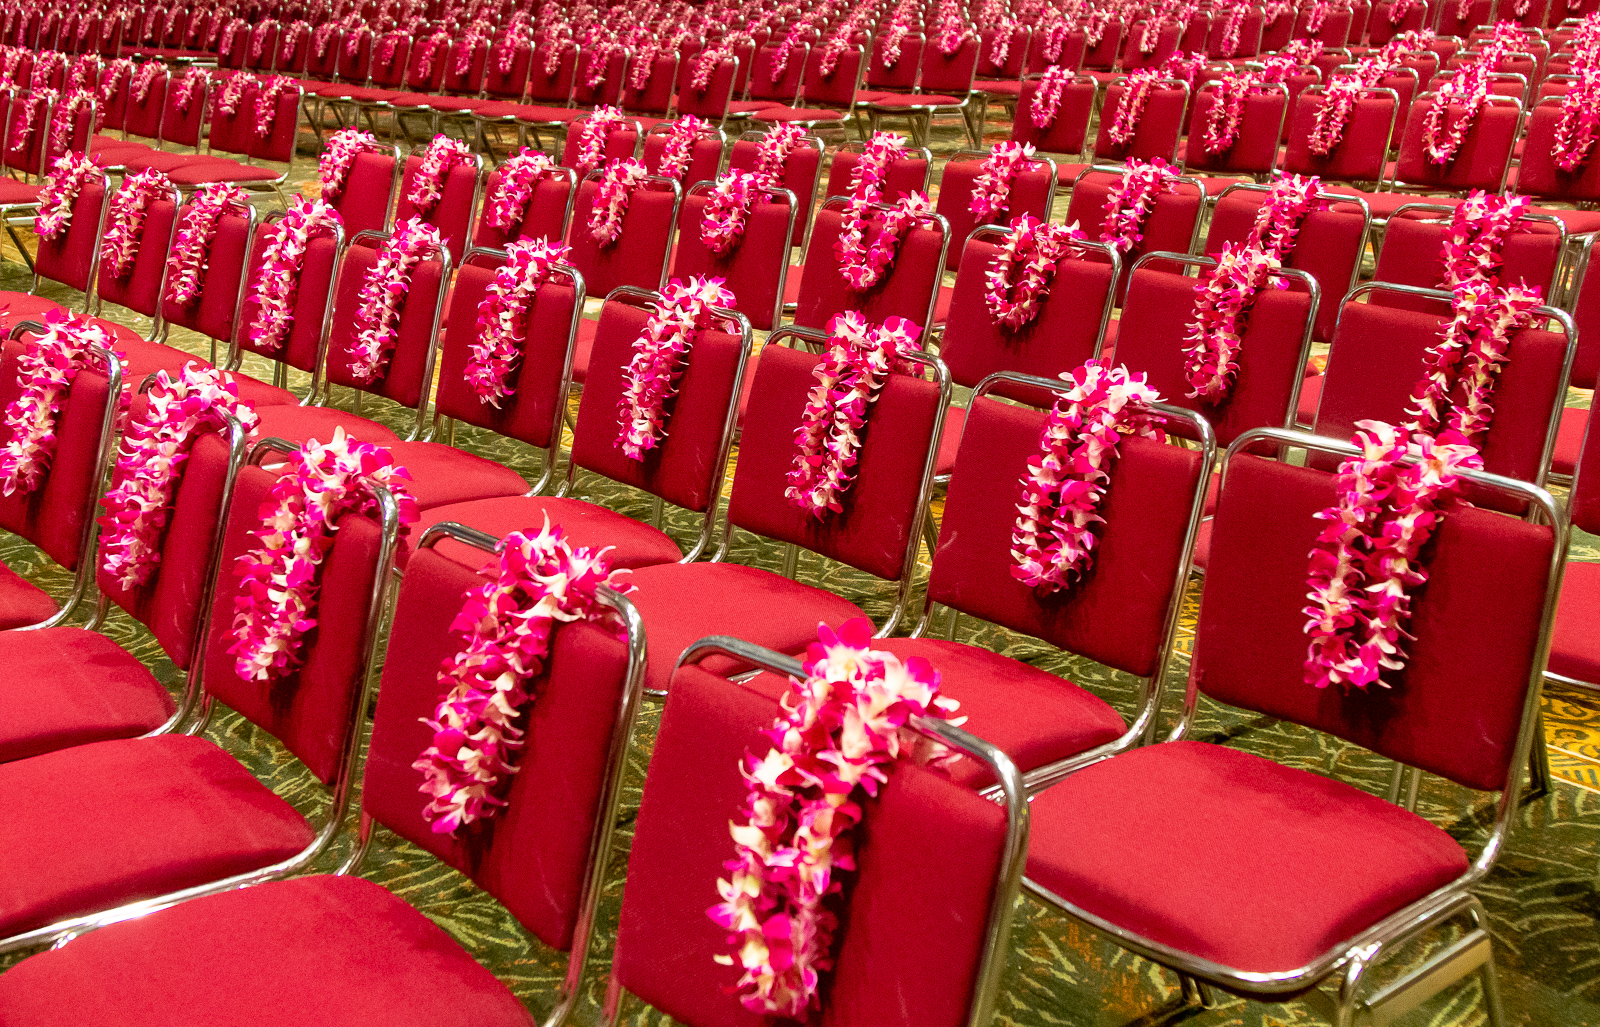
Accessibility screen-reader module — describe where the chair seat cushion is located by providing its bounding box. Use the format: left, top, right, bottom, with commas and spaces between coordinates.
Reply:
1324, 186, 1460, 220
167, 159, 281, 185
417, 495, 686, 573
383, 440, 531, 512
978, 79, 1024, 97
1025, 739, 1472, 976
725, 99, 789, 113
0, 875, 537, 1026
1550, 560, 1600, 685
472, 100, 523, 119
301, 81, 360, 98
854, 90, 895, 102
1296, 371, 1324, 424
570, 316, 598, 382
511, 104, 586, 123
250, 405, 402, 448
1537, 207, 1600, 234
1055, 162, 1088, 185
869, 94, 965, 108
0, 627, 175, 764
338, 87, 402, 104
0, 735, 313, 937
626, 562, 868, 692
118, 151, 227, 174
385, 93, 477, 112
0, 179, 39, 205
0, 559, 58, 631
753, 106, 847, 123
1552, 405, 1586, 476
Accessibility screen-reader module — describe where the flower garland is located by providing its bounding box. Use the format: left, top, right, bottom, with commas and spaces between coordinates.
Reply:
165, 183, 251, 307
1553, 69, 1600, 172
818, 19, 859, 76
934, 9, 966, 55
988, 18, 1017, 68
46, 89, 94, 161
1107, 67, 1164, 147
1098, 157, 1179, 256
5, 90, 41, 157
587, 158, 650, 246
247, 197, 343, 355
34, 150, 100, 242
848, 131, 905, 204
414, 519, 630, 835
1030, 65, 1074, 130
655, 115, 710, 183
171, 68, 204, 117
835, 191, 934, 290
413, 30, 449, 80
348, 217, 443, 384
485, 148, 559, 231
99, 58, 132, 108
969, 141, 1037, 223
1421, 63, 1491, 165
617, 276, 736, 459
700, 171, 761, 255
1181, 174, 1321, 403
0, 48, 22, 88
229, 427, 417, 684
1010, 361, 1166, 591
537, 34, 568, 78
98, 363, 261, 590
318, 127, 378, 203
785, 311, 923, 518
252, 75, 295, 138
575, 105, 628, 175
215, 71, 251, 117
1304, 0, 1331, 33
249, 19, 277, 62
710, 617, 960, 1017
407, 134, 474, 217
877, 13, 911, 68
131, 59, 164, 105
1387, 0, 1422, 23
100, 168, 173, 281
465, 238, 573, 407
1440, 190, 1529, 292
280, 20, 309, 65
1402, 282, 1543, 444
0, 310, 110, 497
1201, 68, 1259, 153
985, 214, 1086, 331
689, 44, 728, 92
752, 122, 808, 185
1219, 4, 1248, 57
1303, 421, 1481, 690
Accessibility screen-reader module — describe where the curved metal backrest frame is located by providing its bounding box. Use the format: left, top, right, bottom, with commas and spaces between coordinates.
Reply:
1387, 200, 1568, 300
957, 223, 1122, 359
1184, 78, 1289, 178
681, 179, 799, 332
1393, 90, 1524, 193
815, 192, 953, 333
1206, 181, 1371, 321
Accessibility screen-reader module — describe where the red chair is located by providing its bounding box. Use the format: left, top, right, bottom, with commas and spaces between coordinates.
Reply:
1181, 79, 1289, 186
1118, 20, 1183, 74
570, 47, 627, 110
722, 42, 807, 122
0, 523, 645, 1027
640, 119, 724, 190
0, 162, 110, 331
324, 141, 400, 240
158, 192, 256, 363
381, 33, 466, 140
1064, 164, 1207, 302
671, 49, 739, 124
471, 161, 576, 250
1011, 72, 1098, 182
1082, 19, 1127, 70
1550, 233, 1600, 476
558, 111, 642, 174
1207, 7, 1265, 58
1518, 95, 1600, 206
394, 147, 485, 264
0, 436, 404, 952
1091, 76, 1190, 164
498, 42, 582, 148
3, 94, 55, 180
160, 79, 304, 204
621, 53, 679, 123
823, 138, 932, 202
934, 147, 1056, 265
793, 195, 949, 333
564, 170, 682, 296
94, 176, 184, 341
1367, 0, 1432, 44
1023, 426, 1564, 1027
725, 127, 822, 246
1281, 83, 1400, 187
973, 23, 1033, 129
1376, 92, 1523, 213
1549, 396, 1600, 693
751, 42, 867, 132
415, 285, 753, 570
867, 32, 982, 148
671, 180, 797, 330
611, 638, 1027, 1027
1294, 3, 1353, 45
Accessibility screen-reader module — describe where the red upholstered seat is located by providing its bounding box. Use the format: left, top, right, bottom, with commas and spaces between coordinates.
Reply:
1551, 561, 1600, 684
725, 98, 788, 113
166, 159, 281, 185
380, 440, 530, 511
0, 628, 174, 763
755, 105, 847, 121
0, 875, 538, 1027
251, 405, 402, 446
0, 179, 40, 204
868, 92, 965, 106
469, 99, 522, 119
1024, 739, 1471, 974
0, 561, 59, 632
0, 734, 314, 938
418, 495, 684, 572
1552, 406, 1587, 476
386, 92, 482, 112
508, 102, 584, 122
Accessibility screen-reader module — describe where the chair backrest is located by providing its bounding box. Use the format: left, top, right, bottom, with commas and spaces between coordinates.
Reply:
748, 41, 806, 104
978, 24, 1031, 80
917, 31, 979, 94
621, 53, 678, 116
244, 21, 280, 71
571, 48, 626, 107
328, 145, 399, 239
159, 70, 207, 149
1207, 8, 1264, 59
1315, 285, 1574, 488
524, 43, 574, 103
336, 29, 373, 82
564, 172, 681, 296
162, 195, 256, 345
1092, 78, 1188, 162
726, 130, 823, 246
1064, 165, 1205, 300
1116, 256, 1318, 447
96, 180, 182, 321
1566, 234, 1600, 392
395, 151, 484, 264
866, 32, 924, 91
442, 40, 487, 95
1518, 97, 1600, 203
1198, 432, 1559, 797
35, 166, 109, 301
799, 40, 862, 108
368, 34, 411, 89
232, 209, 344, 374
207, 78, 255, 158
98, 61, 130, 131
1182, 80, 1288, 176
124, 67, 166, 140
935, 149, 1055, 263
41, 93, 95, 169
1295, 4, 1351, 45
1282, 84, 1397, 184
1203, 184, 1371, 343
472, 163, 575, 250
1373, 204, 1563, 314
672, 52, 737, 121
1120, 21, 1182, 71
641, 124, 723, 191
794, 196, 948, 333
1392, 93, 1521, 192
403, 34, 448, 93
1082, 19, 1126, 70
1367, 0, 1430, 44
247, 82, 300, 163
1, 93, 46, 177
1573, 382, 1600, 535
940, 228, 1117, 391
671, 182, 796, 331
560, 115, 641, 172
824, 141, 931, 203
279, 23, 311, 75
1012, 72, 1096, 156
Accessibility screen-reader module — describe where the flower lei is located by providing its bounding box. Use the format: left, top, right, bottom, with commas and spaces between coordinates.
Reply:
934, 9, 966, 55
1403, 282, 1543, 443
1010, 361, 1166, 591
413, 30, 448, 80
98, 363, 261, 590
771, 17, 812, 81
130, 59, 164, 105
228, 427, 417, 684
1030, 65, 1074, 129
0, 310, 110, 497
249, 19, 277, 61
700, 171, 761, 255
1219, 4, 1248, 57
617, 276, 736, 460
407, 134, 474, 217
1181, 174, 1322, 403
988, 18, 1017, 68
1098, 157, 1180, 256
99, 58, 132, 107
485, 148, 559, 231
30, 50, 63, 91
877, 13, 911, 68
100, 168, 172, 281
1302, 421, 1482, 690
575, 105, 627, 175
247, 197, 343, 355
985, 214, 1086, 331
5, 91, 40, 156
785, 311, 923, 518
348, 217, 443, 384
847, 131, 905, 204
1107, 68, 1164, 147
753, 122, 808, 185
835, 192, 934, 290
1305, 0, 1331, 33
171, 69, 204, 117
34, 150, 99, 242
1552, 68, 1600, 172
465, 238, 573, 407
1439, 190, 1528, 294
1201, 68, 1259, 153
319, 127, 378, 203
1387, 0, 1423, 23
689, 44, 728, 93
537, 34, 569, 78
710, 617, 960, 1017
252, 75, 295, 138
588, 158, 649, 246
414, 519, 630, 835
165, 184, 251, 307
656, 115, 711, 183
216, 72, 250, 117
1421, 63, 1491, 165
280, 20, 309, 64
0, 48, 21, 87
818, 19, 859, 76
969, 141, 1037, 223
46, 89, 94, 160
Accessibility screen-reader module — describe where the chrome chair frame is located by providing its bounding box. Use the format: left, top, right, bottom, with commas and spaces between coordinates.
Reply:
1384, 88, 1524, 197
26, 162, 110, 314
1287, 82, 1401, 188
734, 126, 823, 255
678, 179, 798, 332
806, 193, 952, 333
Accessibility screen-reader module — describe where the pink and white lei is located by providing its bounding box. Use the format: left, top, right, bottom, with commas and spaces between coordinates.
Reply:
1030, 65, 1074, 129
1011, 361, 1165, 591
1403, 282, 1542, 444
131, 59, 164, 105
215, 72, 251, 118
689, 44, 729, 93
100, 168, 172, 281
835, 192, 935, 290
0, 310, 111, 497
1107, 68, 1164, 147
348, 217, 442, 384
485, 148, 559, 231
1098, 158, 1180, 256
407, 134, 474, 217
1422, 63, 1491, 165
98, 363, 261, 589
617, 275, 736, 459
171, 68, 204, 117
785, 311, 924, 518
319, 127, 378, 203
252, 75, 295, 138
1303, 420, 1481, 690
165, 184, 251, 307
465, 238, 573, 407
575, 105, 628, 174
588, 158, 650, 246
280, 20, 310, 64
46, 89, 94, 160
753, 123, 808, 185
710, 617, 960, 1017
969, 141, 1037, 223
847, 131, 906, 204
1553, 68, 1600, 172
985, 214, 1086, 331
656, 115, 711, 183
414, 518, 631, 835
247, 197, 343, 355
229, 427, 417, 684
700, 171, 761, 255
34, 151, 99, 241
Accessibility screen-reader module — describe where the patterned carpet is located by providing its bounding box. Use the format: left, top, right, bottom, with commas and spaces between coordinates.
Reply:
1, 115, 1599, 1027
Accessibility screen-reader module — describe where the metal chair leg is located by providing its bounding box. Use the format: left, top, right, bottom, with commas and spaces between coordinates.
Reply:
1526, 711, 1552, 804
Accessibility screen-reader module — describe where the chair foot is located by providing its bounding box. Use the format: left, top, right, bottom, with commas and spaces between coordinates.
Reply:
1524, 712, 1552, 805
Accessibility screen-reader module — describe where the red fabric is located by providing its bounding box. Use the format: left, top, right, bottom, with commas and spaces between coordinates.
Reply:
1573, 400, 1600, 535
382, 441, 529, 511
472, 175, 570, 250
418, 495, 684, 572
1551, 561, 1600, 684
1183, 87, 1286, 175
1120, 22, 1182, 70
622, 54, 679, 115
0, 734, 313, 937
746, 43, 808, 106
35, 178, 105, 295
916, 34, 980, 94
570, 50, 626, 107
96, 195, 178, 319
0, 627, 173, 763
526, 44, 576, 103
1013, 76, 1096, 155
0, 558, 58, 629
395, 156, 478, 266
1503, 104, 1600, 203
324, 245, 446, 408
0, 875, 536, 1026
236, 222, 340, 370
937, 156, 1053, 265
1551, 405, 1586, 478
559, 121, 639, 172
1373, 212, 1560, 311
794, 204, 944, 332
727, 137, 821, 246
1393, 99, 1518, 192
641, 133, 722, 191
756, 105, 847, 123
564, 179, 676, 296
1093, 82, 1186, 163
333, 150, 397, 240
671, 191, 790, 331
865, 36, 923, 91
163, 206, 250, 344
1201, 454, 1554, 791
868, 93, 965, 107
165, 159, 280, 185
249, 88, 300, 163
826, 150, 929, 205
0, 178, 39, 204
1025, 738, 1470, 975
1065, 169, 1201, 300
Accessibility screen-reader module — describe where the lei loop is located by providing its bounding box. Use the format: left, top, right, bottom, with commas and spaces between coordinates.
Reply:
655, 115, 712, 183
348, 218, 443, 384
34, 151, 101, 241
319, 127, 379, 203
689, 45, 729, 93
99, 363, 261, 589
588, 158, 650, 246
132, 60, 164, 105
752, 123, 808, 187
1030, 65, 1074, 130
785, 311, 924, 518
171, 68, 205, 117
1552, 68, 1600, 173
0, 310, 111, 496
465, 237, 574, 407
1099, 158, 1180, 256
969, 141, 1037, 223
847, 131, 906, 207
215, 72, 252, 118
414, 517, 632, 835
101, 168, 174, 280
46, 89, 95, 161
835, 192, 935, 291
575, 105, 628, 175
253, 75, 295, 138
407, 134, 475, 218
985, 214, 1087, 331
165, 183, 252, 308
617, 276, 737, 459
709, 617, 960, 1017
1011, 361, 1166, 591
485, 147, 559, 231
700, 171, 762, 255
248, 197, 343, 355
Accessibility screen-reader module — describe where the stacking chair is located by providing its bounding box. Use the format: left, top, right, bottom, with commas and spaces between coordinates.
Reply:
823, 138, 932, 202
564, 170, 682, 296
414, 286, 753, 570
1011, 72, 1098, 183
722, 42, 806, 122
670, 49, 739, 124
1374, 92, 1523, 215
472, 162, 576, 250
394, 147, 486, 264
383, 39, 466, 141
344, 35, 412, 130
1022, 427, 1565, 1027
640, 120, 724, 190
1081, 19, 1127, 71
1207, 7, 1265, 58
1371, 203, 1564, 311
1281, 83, 1400, 187
1091, 76, 1190, 164
866, 31, 983, 147
161, 78, 303, 203
1181, 79, 1290, 185
792, 195, 949, 333
1549, 399, 1600, 692
93, 176, 187, 354
1119, 21, 1183, 73
725, 128, 823, 246
749, 42, 866, 132
610, 637, 1027, 1027
0, 525, 645, 1027
1294, 3, 1353, 45
324, 140, 401, 239
934, 148, 1056, 267
558, 112, 642, 174
1518, 95, 1600, 207
0, 436, 404, 953
1550, 233, 1600, 477
570, 47, 628, 110
973, 23, 1034, 128
671, 181, 797, 330
1368, 0, 1431, 43
0, 162, 111, 334
621, 52, 679, 125
1065, 164, 1207, 301
497, 42, 581, 146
